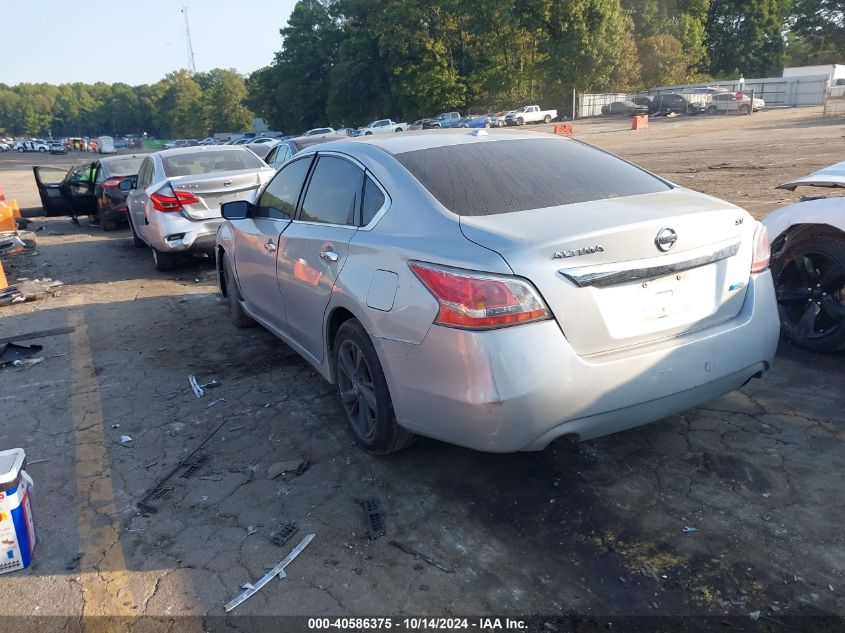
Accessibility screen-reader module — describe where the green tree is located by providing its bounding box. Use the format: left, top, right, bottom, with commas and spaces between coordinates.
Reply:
706, 0, 791, 77
787, 0, 845, 65
157, 70, 207, 137
197, 68, 253, 133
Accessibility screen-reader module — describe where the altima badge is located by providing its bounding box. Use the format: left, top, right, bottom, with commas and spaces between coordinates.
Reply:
655, 227, 678, 252
553, 245, 605, 259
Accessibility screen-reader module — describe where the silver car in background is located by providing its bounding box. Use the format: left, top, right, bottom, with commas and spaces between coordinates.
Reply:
216, 131, 780, 454
124, 146, 276, 271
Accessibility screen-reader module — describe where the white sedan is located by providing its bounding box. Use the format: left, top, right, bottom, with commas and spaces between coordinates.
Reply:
13, 140, 49, 152
764, 161, 845, 352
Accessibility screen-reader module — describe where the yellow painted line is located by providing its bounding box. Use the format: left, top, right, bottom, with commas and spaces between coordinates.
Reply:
69, 296, 136, 617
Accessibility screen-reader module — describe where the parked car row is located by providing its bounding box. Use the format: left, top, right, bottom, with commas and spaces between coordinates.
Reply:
601, 90, 765, 118
29, 127, 844, 458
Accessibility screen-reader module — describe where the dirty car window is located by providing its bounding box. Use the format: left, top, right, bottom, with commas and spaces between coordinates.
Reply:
395, 138, 670, 216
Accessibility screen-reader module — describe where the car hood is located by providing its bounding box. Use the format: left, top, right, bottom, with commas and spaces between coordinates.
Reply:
776, 160, 845, 191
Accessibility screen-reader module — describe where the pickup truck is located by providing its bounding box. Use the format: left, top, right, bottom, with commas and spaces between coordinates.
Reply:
424, 112, 462, 129
504, 105, 558, 126
357, 119, 408, 135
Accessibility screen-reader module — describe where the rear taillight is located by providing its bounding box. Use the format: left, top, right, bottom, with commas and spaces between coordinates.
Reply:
102, 177, 125, 189
409, 262, 551, 330
751, 221, 770, 273
150, 191, 199, 212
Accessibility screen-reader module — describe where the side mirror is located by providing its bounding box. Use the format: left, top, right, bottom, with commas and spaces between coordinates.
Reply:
119, 179, 133, 192
221, 200, 253, 220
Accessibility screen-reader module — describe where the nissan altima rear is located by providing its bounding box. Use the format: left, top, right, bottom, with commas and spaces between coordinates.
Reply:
218, 131, 780, 453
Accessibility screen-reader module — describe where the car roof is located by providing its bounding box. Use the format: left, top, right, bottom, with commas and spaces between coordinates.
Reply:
99, 154, 144, 165
307, 130, 559, 156
156, 145, 252, 158
777, 160, 845, 190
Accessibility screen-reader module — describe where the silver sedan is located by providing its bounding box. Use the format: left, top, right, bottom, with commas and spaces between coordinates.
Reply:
125, 146, 276, 271
216, 131, 780, 454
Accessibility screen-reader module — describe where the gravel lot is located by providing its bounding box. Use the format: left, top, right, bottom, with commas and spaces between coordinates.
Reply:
0, 107, 843, 630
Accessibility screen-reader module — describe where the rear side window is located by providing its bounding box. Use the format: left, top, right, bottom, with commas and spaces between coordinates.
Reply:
395, 138, 670, 216
102, 157, 144, 177
257, 157, 312, 220
299, 156, 363, 225
161, 149, 263, 177
362, 176, 386, 225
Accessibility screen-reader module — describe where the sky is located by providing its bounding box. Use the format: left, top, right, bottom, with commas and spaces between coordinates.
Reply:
2, 0, 298, 86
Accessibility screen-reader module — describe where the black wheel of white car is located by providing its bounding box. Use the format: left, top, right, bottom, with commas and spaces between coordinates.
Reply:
707, 105, 717, 114
394, 128, 402, 132
517, 117, 525, 125
543, 115, 551, 124
17, 147, 24, 152
772, 236, 845, 352
334, 319, 415, 454
222, 256, 255, 328
39, 147, 46, 152
740, 104, 751, 115
151, 248, 180, 272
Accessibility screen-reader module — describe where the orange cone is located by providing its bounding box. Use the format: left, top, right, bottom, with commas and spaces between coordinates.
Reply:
631, 114, 648, 130
554, 123, 574, 136
0, 259, 8, 290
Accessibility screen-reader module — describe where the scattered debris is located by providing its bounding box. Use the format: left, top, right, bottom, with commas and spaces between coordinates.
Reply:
717, 598, 730, 608
224, 533, 315, 612
267, 459, 310, 480
682, 526, 699, 533
389, 540, 454, 574
119, 435, 133, 444
199, 496, 208, 502
208, 397, 226, 407
25, 459, 51, 466
750, 611, 761, 620
246, 526, 258, 536
137, 418, 229, 513
271, 521, 299, 548
179, 455, 210, 479
111, 424, 120, 429
197, 475, 223, 481
362, 498, 384, 541
12, 357, 43, 369
0, 343, 43, 368
189, 375, 204, 398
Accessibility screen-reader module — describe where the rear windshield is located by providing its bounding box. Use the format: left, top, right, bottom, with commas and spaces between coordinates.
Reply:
161, 149, 263, 177
394, 138, 670, 216
103, 157, 144, 176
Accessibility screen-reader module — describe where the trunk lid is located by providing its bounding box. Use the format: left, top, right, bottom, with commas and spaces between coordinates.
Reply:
165, 169, 272, 220
460, 189, 755, 356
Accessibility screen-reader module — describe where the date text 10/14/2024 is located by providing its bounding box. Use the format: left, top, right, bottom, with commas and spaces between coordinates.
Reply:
308, 618, 528, 630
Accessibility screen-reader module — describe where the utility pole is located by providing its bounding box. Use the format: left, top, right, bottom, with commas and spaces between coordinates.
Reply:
182, 4, 197, 73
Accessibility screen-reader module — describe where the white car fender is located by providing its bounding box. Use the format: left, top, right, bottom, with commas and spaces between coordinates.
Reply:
763, 197, 845, 243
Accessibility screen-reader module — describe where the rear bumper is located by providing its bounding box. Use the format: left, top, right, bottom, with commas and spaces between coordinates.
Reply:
148, 215, 222, 254
375, 270, 780, 452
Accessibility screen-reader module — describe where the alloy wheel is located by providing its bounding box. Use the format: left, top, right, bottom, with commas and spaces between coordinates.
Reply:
776, 251, 845, 341
336, 339, 377, 439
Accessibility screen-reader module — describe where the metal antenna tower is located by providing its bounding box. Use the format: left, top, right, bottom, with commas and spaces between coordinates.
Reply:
182, 4, 197, 73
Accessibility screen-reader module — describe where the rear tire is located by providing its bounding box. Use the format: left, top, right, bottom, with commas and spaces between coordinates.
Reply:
707, 105, 717, 114
740, 104, 751, 115
101, 219, 117, 231
517, 117, 525, 126
222, 256, 255, 328
543, 115, 551, 124
151, 248, 180, 272
333, 319, 415, 454
771, 235, 845, 353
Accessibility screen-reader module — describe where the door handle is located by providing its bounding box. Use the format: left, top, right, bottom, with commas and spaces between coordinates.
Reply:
319, 250, 339, 262
264, 240, 277, 253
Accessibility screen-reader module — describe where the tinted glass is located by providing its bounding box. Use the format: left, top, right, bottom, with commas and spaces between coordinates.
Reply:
102, 156, 144, 177
257, 157, 312, 220
161, 149, 263, 177
269, 144, 291, 168
395, 138, 670, 216
362, 176, 386, 225
299, 156, 362, 225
